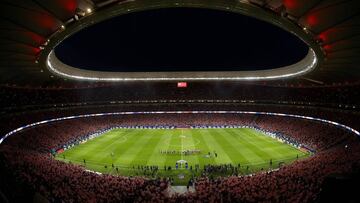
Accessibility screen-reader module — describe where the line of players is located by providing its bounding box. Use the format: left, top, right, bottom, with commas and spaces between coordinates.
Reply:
159, 149, 201, 156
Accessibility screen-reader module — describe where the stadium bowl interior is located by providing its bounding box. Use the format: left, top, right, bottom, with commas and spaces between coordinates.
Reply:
0, 0, 360, 202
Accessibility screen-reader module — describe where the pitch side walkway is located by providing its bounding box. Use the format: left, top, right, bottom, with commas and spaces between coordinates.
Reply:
167, 186, 195, 196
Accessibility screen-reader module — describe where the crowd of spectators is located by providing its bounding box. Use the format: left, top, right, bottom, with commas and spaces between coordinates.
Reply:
1, 146, 169, 202
188, 143, 360, 202
1, 102, 358, 143
1, 82, 359, 144
1, 113, 359, 202
1, 83, 359, 108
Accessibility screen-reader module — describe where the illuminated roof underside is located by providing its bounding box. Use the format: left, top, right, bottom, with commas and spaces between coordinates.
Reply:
2, 0, 360, 85
43, 0, 322, 81
47, 48, 317, 81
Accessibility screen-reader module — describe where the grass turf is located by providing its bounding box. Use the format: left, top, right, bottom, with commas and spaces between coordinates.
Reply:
56, 128, 309, 185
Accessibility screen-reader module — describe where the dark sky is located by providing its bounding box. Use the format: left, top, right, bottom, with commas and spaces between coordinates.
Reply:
55, 8, 308, 72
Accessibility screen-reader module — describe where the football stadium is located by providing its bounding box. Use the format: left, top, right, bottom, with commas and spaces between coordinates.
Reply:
0, 0, 360, 202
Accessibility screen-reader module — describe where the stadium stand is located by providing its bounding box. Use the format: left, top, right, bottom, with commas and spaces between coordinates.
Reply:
0, 0, 359, 202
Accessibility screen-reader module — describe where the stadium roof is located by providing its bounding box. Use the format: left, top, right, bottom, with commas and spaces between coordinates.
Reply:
0, 0, 359, 87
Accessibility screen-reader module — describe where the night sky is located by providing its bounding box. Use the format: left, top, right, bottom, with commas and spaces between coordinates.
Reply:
55, 8, 308, 72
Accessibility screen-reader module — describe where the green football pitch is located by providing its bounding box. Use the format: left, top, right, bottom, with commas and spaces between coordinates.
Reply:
56, 128, 309, 184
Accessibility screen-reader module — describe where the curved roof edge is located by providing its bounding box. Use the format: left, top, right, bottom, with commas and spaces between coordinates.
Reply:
40, 0, 324, 81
